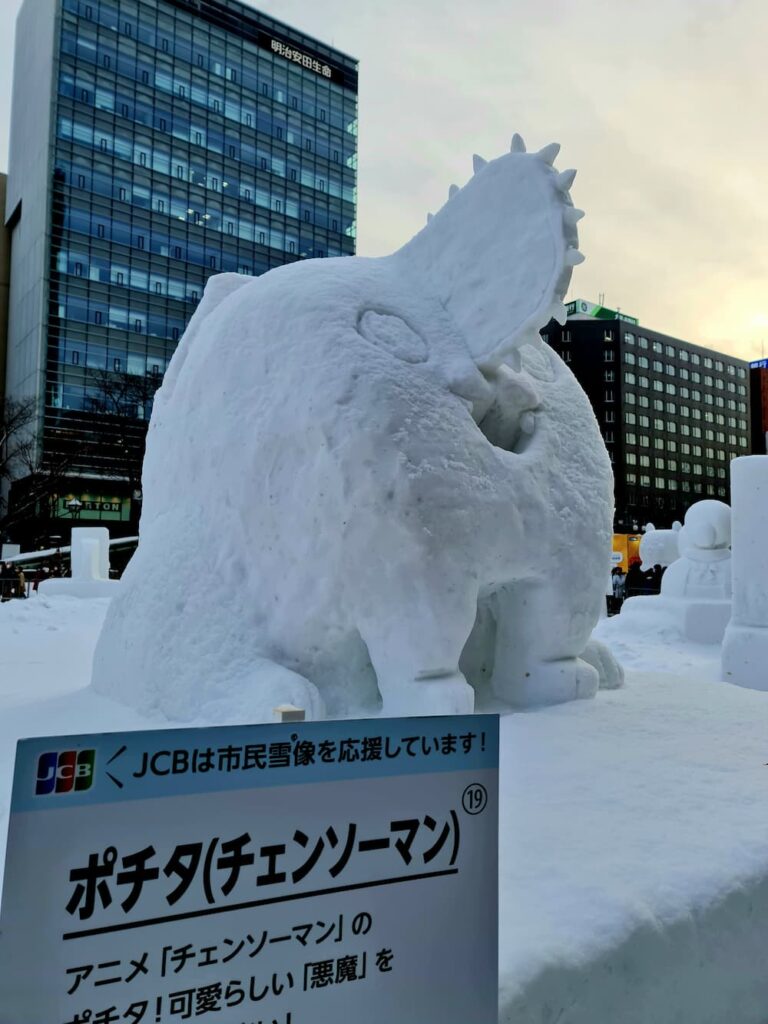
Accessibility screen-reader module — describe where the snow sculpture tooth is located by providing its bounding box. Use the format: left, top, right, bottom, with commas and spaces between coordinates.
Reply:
537, 142, 560, 166
510, 133, 527, 153
564, 207, 585, 227
427, 213, 434, 224
551, 301, 568, 325
520, 411, 535, 435
472, 154, 487, 174
565, 248, 585, 266
556, 169, 577, 192
556, 266, 574, 298
449, 184, 459, 199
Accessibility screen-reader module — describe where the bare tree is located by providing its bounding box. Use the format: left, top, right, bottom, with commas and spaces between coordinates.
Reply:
82, 367, 159, 493
0, 397, 76, 537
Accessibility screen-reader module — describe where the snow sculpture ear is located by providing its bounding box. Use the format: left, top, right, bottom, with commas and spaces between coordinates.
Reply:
644, 524, 656, 533
160, 274, 253, 401
672, 521, 682, 532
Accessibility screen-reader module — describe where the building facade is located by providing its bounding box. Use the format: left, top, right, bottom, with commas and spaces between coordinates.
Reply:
543, 301, 752, 531
750, 359, 768, 454
0, 174, 9, 405
4, 0, 358, 545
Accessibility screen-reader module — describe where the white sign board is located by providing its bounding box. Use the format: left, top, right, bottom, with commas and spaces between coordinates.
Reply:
0, 716, 498, 1024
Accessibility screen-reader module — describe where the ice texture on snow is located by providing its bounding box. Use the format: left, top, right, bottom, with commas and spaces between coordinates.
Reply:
90, 138, 615, 721
722, 455, 768, 691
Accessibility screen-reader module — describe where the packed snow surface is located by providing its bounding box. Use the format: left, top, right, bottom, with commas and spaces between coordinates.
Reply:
2, 595, 768, 1022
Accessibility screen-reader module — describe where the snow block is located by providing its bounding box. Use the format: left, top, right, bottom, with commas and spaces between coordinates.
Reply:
38, 528, 118, 599
722, 455, 768, 691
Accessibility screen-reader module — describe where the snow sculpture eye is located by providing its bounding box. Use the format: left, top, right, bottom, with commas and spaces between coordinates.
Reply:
357, 310, 428, 364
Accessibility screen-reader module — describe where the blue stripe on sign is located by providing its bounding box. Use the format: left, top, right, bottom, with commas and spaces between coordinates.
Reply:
11, 715, 499, 812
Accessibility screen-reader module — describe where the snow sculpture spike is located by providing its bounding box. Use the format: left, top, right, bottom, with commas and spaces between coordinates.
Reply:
565, 249, 585, 266
510, 133, 526, 153
537, 142, 560, 166
564, 207, 585, 227
472, 154, 488, 174
556, 169, 577, 192
427, 212, 434, 224
448, 184, 460, 199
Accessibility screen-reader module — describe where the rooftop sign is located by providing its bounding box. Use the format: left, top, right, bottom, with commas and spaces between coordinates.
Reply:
566, 299, 639, 325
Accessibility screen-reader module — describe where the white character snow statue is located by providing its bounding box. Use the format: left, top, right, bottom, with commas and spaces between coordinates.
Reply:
91, 135, 619, 721
621, 500, 732, 645
639, 522, 681, 571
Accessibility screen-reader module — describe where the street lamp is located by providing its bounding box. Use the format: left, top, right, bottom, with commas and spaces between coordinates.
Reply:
66, 498, 83, 519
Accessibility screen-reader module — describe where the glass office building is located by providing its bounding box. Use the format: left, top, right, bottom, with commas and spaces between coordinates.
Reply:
4, 0, 357, 540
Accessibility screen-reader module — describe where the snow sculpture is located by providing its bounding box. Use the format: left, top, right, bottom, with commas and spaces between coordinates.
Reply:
91, 135, 617, 721
639, 521, 681, 571
39, 527, 117, 598
661, 502, 731, 601
722, 456, 768, 691
621, 500, 732, 644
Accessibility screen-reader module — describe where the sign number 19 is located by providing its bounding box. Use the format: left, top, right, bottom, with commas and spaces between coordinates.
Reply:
462, 783, 488, 815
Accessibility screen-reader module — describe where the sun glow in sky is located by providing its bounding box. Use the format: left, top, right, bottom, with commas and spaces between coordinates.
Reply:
0, 0, 765, 361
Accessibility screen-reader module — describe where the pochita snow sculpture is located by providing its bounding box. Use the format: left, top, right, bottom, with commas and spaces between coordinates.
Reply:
91, 135, 616, 721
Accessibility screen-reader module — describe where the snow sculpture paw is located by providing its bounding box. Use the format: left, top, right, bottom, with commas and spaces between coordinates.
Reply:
580, 639, 625, 691
91, 135, 614, 721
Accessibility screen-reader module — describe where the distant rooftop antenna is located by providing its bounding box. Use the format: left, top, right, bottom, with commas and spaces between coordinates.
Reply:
598, 291, 605, 305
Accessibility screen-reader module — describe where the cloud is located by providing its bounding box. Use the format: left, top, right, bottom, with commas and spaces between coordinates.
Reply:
0, 0, 765, 357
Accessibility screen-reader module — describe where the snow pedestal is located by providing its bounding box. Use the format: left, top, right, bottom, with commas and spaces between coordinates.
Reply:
722, 456, 768, 691
38, 528, 118, 598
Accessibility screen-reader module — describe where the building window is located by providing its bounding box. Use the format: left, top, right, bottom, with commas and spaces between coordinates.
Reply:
625, 333, 635, 345
604, 389, 615, 402
605, 370, 615, 382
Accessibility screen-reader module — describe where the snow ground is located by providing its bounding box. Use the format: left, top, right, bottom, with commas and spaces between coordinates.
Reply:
1, 595, 767, 1022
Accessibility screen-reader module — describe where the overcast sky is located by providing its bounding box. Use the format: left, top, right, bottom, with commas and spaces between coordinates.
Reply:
1, 0, 766, 360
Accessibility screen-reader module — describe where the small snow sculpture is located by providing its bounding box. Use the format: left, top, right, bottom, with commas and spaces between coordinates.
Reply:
621, 500, 731, 644
722, 456, 768, 691
91, 135, 618, 721
39, 527, 117, 598
639, 522, 681, 571
661, 502, 731, 602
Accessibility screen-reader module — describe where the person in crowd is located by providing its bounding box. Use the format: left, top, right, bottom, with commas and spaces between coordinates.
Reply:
611, 567, 627, 613
1, 562, 16, 602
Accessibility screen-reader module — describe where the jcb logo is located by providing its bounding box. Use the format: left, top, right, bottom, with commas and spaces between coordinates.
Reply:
35, 750, 95, 795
